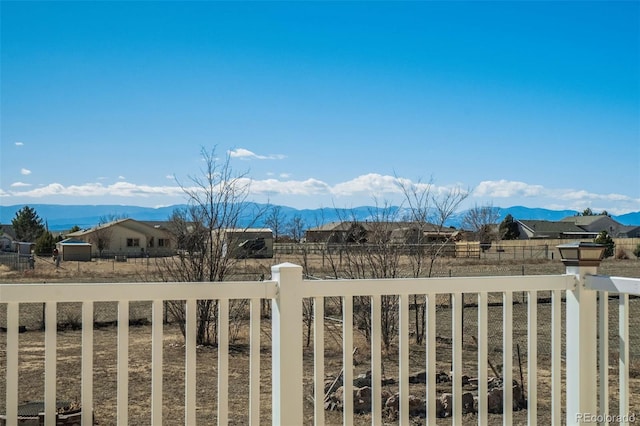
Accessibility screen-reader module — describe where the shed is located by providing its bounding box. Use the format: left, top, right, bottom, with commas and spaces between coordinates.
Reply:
57, 238, 92, 261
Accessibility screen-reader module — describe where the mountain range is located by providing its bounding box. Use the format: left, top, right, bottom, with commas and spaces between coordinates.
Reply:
1, 203, 639, 232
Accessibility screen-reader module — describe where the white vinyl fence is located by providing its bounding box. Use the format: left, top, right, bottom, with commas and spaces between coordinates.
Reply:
1, 262, 638, 425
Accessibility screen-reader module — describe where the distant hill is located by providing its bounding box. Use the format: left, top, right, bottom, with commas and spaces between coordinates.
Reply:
0, 203, 638, 231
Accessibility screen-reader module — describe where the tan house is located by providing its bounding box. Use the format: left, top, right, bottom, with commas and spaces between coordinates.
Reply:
305, 221, 459, 245
66, 218, 175, 258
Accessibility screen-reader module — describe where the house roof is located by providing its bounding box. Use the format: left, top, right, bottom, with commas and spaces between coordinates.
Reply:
518, 220, 588, 235
0, 224, 16, 239
58, 238, 92, 246
67, 218, 171, 237
560, 215, 612, 226
306, 221, 453, 233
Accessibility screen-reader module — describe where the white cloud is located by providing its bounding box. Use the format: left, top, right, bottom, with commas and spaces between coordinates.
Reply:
1, 176, 637, 215
332, 173, 402, 196
474, 180, 545, 198
228, 148, 286, 160
118, 176, 126, 180
20, 168, 31, 175
472, 180, 640, 214
4, 181, 186, 199
15, 142, 24, 147
279, 173, 291, 178
250, 178, 330, 195
166, 174, 175, 180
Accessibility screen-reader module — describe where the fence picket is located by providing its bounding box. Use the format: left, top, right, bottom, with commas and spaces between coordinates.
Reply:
342, 295, 354, 426
503, 292, 513, 426
477, 292, 488, 426
218, 299, 229, 425
6, 303, 19, 425
452, 292, 463, 425
619, 293, 629, 420
250, 298, 261, 426
313, 297, 325, 426
551, 290, 562, 425
44, 302, 57, 426
599, 291, 609, 419
527, 291, 537, 425
117, 300, 129, 425
81, 302, 94, 426
151, 300, 163, 425
399, 294, 410, 425
371, 295, 383, 425
185, 299, 197, 425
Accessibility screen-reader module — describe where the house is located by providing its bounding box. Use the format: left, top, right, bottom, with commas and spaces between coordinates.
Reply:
516, 220, 595, 239
515, 215, 634, 240
0, 224, 15, 251
619, 225, 640, 238
305, 221, 459, 245
56, 238, 92, 261
66, 218, 176, 258
560, 214, 627, 237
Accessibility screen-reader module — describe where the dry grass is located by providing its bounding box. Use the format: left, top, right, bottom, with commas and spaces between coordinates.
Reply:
1, 255, 639, 425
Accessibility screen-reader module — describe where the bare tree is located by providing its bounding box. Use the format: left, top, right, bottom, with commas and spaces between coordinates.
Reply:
327, 201, 403, 350
90, 213, 128, 258
286, 214, 306, 243
264, 205, 286, 242
396, 176, 469, 344
462, 203, 500, 246
159, 146, 265, 346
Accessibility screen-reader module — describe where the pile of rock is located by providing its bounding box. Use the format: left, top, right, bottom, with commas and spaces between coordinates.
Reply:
323, 370, 526, 419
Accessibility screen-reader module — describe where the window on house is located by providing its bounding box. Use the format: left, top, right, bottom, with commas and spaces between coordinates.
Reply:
158, 239, 170, 248
127, 238, 140, 247
148, 237, 154, 248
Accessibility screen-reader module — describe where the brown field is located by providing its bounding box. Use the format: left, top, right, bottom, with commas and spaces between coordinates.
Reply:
1, 255, 639, 425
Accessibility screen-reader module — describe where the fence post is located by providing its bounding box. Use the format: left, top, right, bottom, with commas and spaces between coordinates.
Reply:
271, 262, 304, 425
558, 243, 605, 425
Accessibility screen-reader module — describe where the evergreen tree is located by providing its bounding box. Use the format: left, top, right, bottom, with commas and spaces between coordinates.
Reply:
499, 214, 520, 240
594, 230, 615, 258
11, 206, 45, 242
34, 231, 56, 255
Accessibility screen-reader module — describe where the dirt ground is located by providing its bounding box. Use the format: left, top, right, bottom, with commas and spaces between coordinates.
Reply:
1, 255, 639, 425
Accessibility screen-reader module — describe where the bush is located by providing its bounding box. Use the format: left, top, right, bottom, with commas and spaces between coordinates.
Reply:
593, 231, 615, 258
633, 243, 640, 259
616, 248, 629, 260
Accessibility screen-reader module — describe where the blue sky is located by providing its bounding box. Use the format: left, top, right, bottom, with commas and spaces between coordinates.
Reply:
1, 1, 639, 214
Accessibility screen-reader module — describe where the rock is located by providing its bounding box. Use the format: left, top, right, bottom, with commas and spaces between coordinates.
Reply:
353, 372, 371, 388
409, 370, 426, 383
487, 387, 503, 413
513, 383, 524, 410
408, 394, 425, 416
436, 371, 449, 383
461, 374, 470, 386
384, 393, 399, 412
434, 397, 445, 418
440, 393, 453, 417
462, 391, 475, 414
354, 386, 372, 413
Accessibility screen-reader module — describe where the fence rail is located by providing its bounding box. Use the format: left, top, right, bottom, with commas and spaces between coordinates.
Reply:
1, 263, 638, 425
